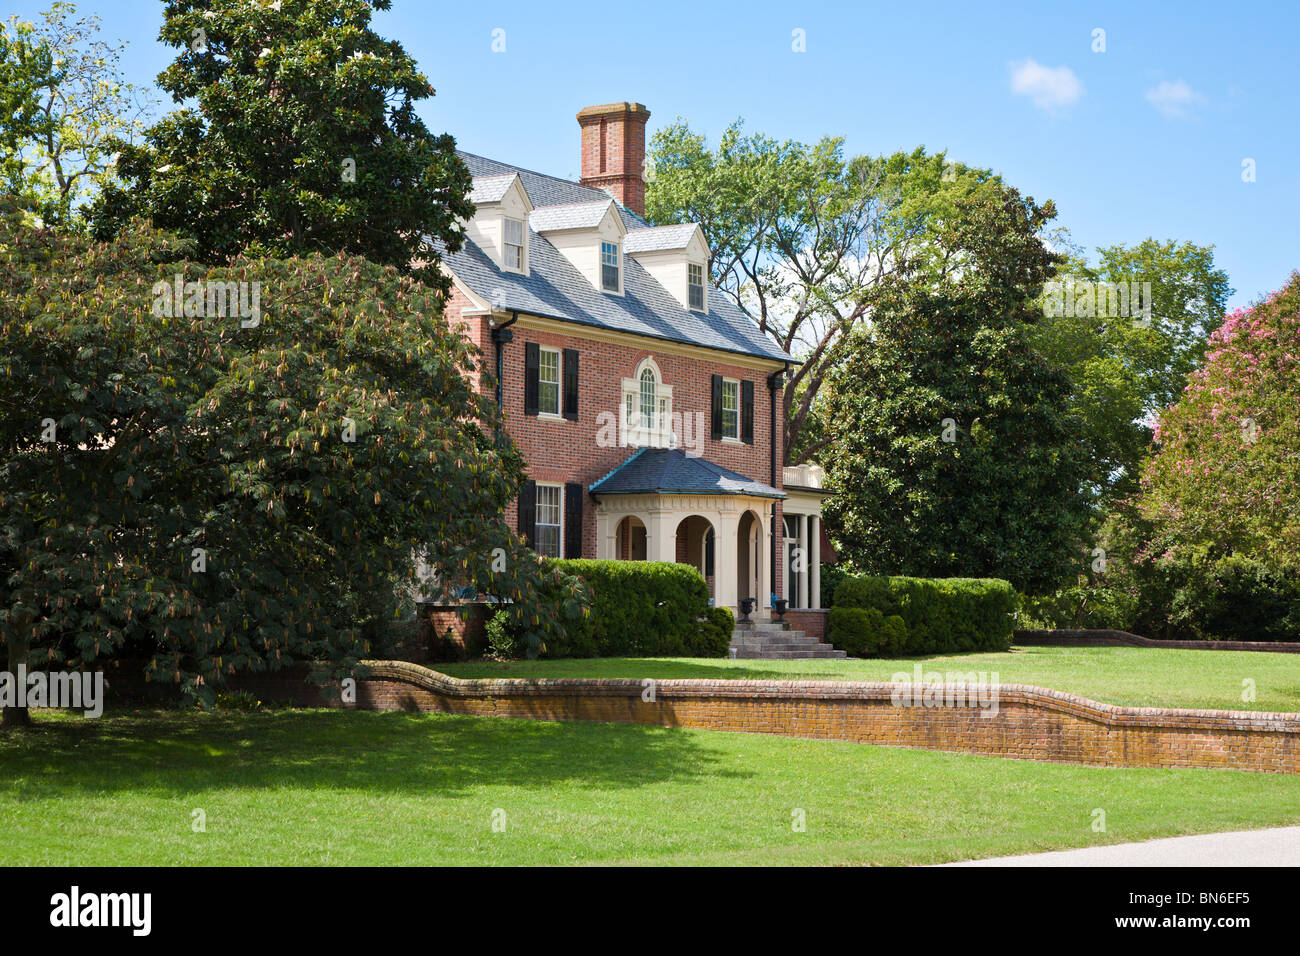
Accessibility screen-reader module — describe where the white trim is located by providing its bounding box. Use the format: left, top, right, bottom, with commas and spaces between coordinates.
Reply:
536, 345, 561, 417
534, 481, 564, 558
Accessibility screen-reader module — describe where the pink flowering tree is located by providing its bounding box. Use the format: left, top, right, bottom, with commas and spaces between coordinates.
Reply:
1139, 272, 1300, 563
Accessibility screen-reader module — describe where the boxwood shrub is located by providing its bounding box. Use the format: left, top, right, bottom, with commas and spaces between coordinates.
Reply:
540, 559, 727, 658
830, 574, 1016, 655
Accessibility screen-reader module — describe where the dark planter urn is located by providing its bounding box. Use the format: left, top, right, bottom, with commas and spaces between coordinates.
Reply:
774, 598, 789, 622
739, 598, 756, 623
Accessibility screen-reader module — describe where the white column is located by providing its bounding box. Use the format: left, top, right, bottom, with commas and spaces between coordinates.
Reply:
714, 511, 739, 613
798, 514, 810, 609
595, 511, 611, 560
758, 512, 771, 619
646, 511, 676, 563
810, 515, 822, 609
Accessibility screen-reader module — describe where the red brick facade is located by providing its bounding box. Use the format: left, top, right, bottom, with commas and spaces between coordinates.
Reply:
443, 282, 786, 602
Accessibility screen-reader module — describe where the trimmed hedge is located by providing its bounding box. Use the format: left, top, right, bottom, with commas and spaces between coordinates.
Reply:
538, 559, 727, 658
829, 574, 1016, 655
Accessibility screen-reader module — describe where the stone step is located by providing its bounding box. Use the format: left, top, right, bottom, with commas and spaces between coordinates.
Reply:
730, 648, 848, 659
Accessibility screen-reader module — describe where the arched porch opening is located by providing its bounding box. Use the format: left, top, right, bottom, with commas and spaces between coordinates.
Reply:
675, 514, 715, 600
614, 515, 647, 561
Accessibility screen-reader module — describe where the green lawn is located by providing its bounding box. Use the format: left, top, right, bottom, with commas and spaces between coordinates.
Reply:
439, 645, 1300, 713
2, 708, 1299, 866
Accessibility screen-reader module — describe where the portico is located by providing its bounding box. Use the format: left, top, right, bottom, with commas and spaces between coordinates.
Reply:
590, 448, 784, 617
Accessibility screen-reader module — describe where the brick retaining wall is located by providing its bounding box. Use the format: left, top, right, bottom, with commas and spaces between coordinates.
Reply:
783, 609, 826, 640
350, 661, 1300, 775
1015, 628, 1300, 654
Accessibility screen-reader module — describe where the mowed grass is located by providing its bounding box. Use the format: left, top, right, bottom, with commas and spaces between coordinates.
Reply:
440, 645, 1300, 713
2, 708, 1300, 866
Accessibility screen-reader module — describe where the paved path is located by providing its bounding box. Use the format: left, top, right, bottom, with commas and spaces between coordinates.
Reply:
944, 826, 1300, 866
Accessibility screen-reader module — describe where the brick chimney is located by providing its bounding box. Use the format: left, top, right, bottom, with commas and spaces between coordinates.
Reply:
577, 102, 651, 217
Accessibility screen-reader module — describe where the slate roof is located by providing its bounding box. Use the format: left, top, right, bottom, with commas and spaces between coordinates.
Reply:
589, 448, 785, 499
624, 223, 699, 253
468, 174, 519, 205
529, 200, 616, 232
446, 151, 792, 363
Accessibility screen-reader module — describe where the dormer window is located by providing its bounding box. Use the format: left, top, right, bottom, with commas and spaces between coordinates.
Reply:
688, 263, 705, 311
601, 242, 620, 292
503, 217, 526, 272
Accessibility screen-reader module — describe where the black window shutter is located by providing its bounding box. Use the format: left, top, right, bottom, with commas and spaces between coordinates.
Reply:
704, 529, 715, 576
710, 374, 723, 440
518, 480, 537, 548
564, 482, 583, 558
741, 379, 754, 444
562, 349, 579, 421
524, 342, 539, 416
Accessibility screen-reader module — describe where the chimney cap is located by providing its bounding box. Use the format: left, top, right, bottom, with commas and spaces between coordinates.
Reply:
577, 102, 650, 121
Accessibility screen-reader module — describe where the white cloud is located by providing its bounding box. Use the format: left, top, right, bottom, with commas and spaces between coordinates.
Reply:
1009, 59, 1084, 111
1145, 80, 1206, 118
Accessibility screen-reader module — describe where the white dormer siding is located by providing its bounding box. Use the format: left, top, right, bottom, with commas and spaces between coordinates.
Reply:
465, 173, 534, 275
624, 223, 710, 312
529, 200, 626, 296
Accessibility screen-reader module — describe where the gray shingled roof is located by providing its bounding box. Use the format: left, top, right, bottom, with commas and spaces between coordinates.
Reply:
468, 174, 518, 205
460, 151, 649, 230
447, 151, 791, 363
529, 200, 615, 232
590, 448, 784, 499
625, 223, 699, 253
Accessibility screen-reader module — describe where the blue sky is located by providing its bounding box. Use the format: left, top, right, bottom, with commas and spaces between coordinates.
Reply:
14, 0, 1298, 309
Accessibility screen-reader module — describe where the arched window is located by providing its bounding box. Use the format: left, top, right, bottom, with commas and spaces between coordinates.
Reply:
639, 368, 657, 431
622, 357, 672, 447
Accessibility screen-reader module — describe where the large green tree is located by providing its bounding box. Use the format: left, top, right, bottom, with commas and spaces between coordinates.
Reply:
0, 203, 583, 725
0, 3, 155, 228
1032, 238, 1232, 505
1138, 273, 1300, 562
88, 0, 471, 288
646, 119, 998, 463
821, 184, 1093, 593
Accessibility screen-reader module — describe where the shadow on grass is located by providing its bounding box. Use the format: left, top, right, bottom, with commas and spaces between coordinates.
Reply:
0, 708, 746, 800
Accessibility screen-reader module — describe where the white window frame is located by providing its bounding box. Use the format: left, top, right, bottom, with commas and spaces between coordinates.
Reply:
535, 482, 563, 558
601, 241, 621, 293
721, 377, 740, 441
687, 262, 706, 312
621, 357, 672, 448
503, 217, 526, 273
537, 346, 561, 417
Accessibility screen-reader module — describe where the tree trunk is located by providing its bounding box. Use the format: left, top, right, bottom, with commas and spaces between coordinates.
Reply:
1, 634, 31, 728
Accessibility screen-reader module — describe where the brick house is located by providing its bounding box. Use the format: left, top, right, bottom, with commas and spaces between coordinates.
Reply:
438, 102, 827, 622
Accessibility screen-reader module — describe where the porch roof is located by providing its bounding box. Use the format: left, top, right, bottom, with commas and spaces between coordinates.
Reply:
589, 448, 785, 499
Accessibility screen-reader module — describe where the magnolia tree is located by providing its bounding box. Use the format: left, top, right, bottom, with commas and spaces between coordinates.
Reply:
0, 205, 585, 725
1138, 273, 1300, 563
89, 0, 471, 290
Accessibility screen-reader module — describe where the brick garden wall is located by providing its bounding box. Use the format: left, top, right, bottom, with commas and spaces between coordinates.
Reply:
1015, 629, 1300, 654
347, 661, 1300, 775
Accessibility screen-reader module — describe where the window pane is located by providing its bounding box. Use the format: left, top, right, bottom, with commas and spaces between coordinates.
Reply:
538, 349, 559, 414
688, 263, 704, 309
535, 485, 561, 557
601, 242, 619, 290
639, 369, 656, 430
504, 218, 524, 244
722, 380, 739, 438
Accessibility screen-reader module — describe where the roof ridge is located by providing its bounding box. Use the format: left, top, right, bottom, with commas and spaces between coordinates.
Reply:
588, 446, 649, 492
458, 150, 610, 199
